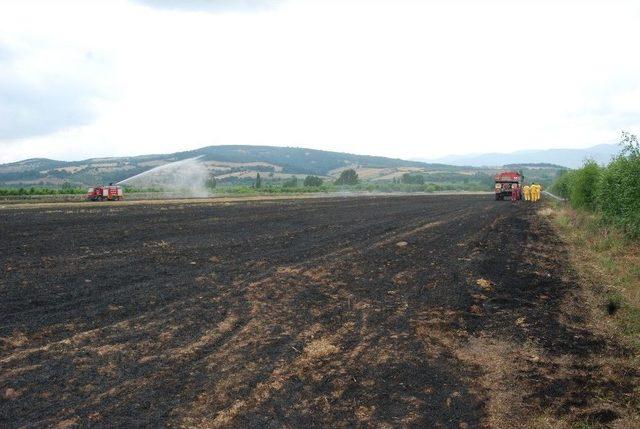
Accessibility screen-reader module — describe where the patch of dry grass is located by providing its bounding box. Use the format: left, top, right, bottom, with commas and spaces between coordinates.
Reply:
546, 204, 640, 350
0, 331, 29, 349
545, 203, 640, 427
303, 338, 340, 359
476, 278, 494, 291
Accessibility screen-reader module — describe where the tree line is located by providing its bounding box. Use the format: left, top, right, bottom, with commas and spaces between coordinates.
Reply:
552, 131, 640, 237
253, 169, 360, 188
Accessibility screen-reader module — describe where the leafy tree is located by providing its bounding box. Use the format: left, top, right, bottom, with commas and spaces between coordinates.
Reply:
621, 130, 640, 157
282, 176, 298, 188
570, 160, 601, 210
255, 173, 262, 189
303, 175, 323, 187
335, 169, 359, 185
205, 174, 217, 188
401, 173, 425, 185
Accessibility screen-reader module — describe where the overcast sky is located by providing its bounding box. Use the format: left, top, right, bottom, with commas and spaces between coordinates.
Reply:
1, 0, 639, 163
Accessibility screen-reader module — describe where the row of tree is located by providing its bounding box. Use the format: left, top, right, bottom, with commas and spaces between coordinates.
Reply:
253, 169, 360, 188
0, 187, 86, 196
552, 131, 640, 237
220, 169, 498, 189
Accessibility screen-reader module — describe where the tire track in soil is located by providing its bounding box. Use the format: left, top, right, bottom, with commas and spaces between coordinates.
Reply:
444, 206, 639, 428
0, 196, 490, 428
170, 205, 487, 428
1, 195, 633, 428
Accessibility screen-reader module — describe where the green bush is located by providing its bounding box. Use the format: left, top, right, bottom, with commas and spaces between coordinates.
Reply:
303, 175, 323, 187
569, 160, 601, 210
597, 141, 640, 237
551, 170, 574, 200
551, 131, 640, 238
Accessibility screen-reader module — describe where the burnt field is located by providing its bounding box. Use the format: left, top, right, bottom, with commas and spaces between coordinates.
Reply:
0, 195, 636, 428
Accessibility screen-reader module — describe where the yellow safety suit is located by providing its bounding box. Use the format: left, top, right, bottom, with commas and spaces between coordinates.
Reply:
523, 185, 531, 201
532, 184, 541, 202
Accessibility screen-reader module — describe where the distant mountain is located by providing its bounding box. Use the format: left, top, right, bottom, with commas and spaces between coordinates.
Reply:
181, 145, 439, 174
0, 145, 454, 187
416, 144, 621, 168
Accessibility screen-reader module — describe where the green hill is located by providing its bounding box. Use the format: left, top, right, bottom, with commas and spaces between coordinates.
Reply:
0, 145, 453, 187
0, 145, 570, 189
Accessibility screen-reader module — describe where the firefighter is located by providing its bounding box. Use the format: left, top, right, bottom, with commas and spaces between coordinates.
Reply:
536, 183, 543, 201
530, 183, 537, 201
511, 183, 520, 202
531, 183, 540, 202
523, 183, 531, 201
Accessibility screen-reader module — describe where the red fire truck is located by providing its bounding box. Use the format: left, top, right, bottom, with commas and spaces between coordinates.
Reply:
494, 171, 522, 201
87, 185, 124, 201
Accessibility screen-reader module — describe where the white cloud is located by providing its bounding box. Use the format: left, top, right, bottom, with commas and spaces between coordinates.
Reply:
132, 0, 280, 12
1, 0, 639, 163
0, 39, 112, 141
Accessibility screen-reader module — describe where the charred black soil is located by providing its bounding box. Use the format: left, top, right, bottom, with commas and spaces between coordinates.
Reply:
0, 195, 635, 428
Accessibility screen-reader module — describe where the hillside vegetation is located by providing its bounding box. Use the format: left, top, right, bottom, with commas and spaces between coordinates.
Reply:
0, 145, 567, 192
0, 145, 438, 187
552, 132, 640, 237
